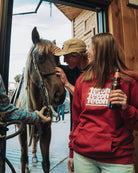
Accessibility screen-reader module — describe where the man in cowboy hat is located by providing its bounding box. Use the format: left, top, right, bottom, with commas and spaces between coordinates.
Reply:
52, 38, 90, 130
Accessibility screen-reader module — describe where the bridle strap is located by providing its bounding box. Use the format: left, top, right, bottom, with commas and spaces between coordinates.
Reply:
40, 71, 56, 78
32, 54, 52, 114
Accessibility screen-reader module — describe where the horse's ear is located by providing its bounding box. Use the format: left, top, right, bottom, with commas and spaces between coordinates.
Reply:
32, 27, 40, 44
52, 40, 56, 45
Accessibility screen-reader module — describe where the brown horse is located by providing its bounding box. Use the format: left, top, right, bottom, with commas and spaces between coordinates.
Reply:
14, 27, 66, 173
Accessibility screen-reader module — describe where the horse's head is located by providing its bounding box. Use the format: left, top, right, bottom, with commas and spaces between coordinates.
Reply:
24, 27, 66, 110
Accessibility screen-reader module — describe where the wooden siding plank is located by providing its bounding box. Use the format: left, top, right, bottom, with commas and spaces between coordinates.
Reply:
74, 10, 97, 41
134, 9, 138, 73
121, 0, 138, 72
73, 9, 97, 48
108, 0, 124, 48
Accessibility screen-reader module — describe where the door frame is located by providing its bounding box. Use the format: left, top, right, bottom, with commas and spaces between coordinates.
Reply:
0, 0, 108, 91
0, 0, 13, 92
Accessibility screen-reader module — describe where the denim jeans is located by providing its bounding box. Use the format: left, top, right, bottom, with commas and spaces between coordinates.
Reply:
74, 152, 135, 173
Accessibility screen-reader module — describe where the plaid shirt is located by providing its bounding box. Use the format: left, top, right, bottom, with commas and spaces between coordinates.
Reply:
0, 74, 39, 124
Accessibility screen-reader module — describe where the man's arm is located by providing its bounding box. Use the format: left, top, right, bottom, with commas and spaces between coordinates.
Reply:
0, 74, 50, 124
64, 82, 74, 95
51, 46, 75, 95
55, 67, 74, 95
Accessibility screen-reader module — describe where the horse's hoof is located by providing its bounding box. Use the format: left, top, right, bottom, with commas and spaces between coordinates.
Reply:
25, 167, 30, 173
32, 156, 38, 163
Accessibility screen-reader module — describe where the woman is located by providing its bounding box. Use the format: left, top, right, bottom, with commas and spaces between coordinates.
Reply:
68, 33, 138, 173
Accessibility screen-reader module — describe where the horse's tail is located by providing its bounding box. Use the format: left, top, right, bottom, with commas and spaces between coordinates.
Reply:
28, 125, 33, 146
28, 125, 40, 147
11, 73, 24, 105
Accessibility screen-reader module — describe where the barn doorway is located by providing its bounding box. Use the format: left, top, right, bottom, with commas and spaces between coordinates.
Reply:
0, 0, 109, 172
7, 1, 72, 172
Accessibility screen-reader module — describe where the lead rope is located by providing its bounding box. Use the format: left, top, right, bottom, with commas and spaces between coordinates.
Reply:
32, 54, 60, 123
32, 55, 50, 115
27, 55, 52, 147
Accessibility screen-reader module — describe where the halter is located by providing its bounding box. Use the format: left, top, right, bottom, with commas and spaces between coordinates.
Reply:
40, 71, 56, 78
32, 52, 56, 115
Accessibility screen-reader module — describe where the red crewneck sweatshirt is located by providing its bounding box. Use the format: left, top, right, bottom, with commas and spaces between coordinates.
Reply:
69, 73, 138, 164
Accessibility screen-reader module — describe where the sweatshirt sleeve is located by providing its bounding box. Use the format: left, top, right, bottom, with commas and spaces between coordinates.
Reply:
69, 76, 82, 158
0, 74, 39, 124
121, 76, 138, 130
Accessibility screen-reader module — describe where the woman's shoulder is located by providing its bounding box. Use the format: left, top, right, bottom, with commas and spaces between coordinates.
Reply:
76, 74, 83, 82
75, 74, 84, 88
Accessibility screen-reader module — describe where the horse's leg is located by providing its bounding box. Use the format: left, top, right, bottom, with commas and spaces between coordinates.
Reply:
18, 125, 29, 173
32, 131, 39, 163
40, 123, 51, 173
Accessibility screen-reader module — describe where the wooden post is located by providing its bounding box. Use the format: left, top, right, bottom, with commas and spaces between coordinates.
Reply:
0, 121, 6, 173
0, 0, 13, 171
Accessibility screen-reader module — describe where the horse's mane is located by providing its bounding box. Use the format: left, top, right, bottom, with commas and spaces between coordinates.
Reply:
19, 39, 55, 111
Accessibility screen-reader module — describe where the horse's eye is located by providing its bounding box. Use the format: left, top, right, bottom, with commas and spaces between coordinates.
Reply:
36, 55, 45, 64
32, 51, 46, 64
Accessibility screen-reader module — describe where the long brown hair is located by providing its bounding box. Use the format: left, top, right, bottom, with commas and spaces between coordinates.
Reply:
82, 33, 133, 88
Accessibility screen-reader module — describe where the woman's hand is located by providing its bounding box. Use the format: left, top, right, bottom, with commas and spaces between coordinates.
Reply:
68, 158, 74, 173
51, 46, 61, 54
109, 89, 128, 110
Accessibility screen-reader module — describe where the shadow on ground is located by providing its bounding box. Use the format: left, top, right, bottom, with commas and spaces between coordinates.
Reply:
6, 113, 71, 173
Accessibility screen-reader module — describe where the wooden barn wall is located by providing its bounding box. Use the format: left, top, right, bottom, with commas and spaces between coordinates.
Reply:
108, 0, 138, 172
73, 10, 97, 47
108, 0, 138, 73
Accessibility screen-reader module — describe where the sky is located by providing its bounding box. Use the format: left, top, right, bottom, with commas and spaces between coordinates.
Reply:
9, 0, 72, 82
